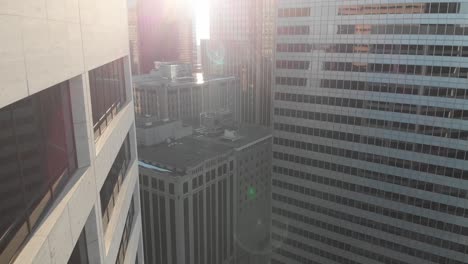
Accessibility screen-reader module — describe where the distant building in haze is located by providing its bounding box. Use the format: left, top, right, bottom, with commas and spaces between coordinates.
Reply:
202, 0, 276, 126
133, 63, 240, 125
136, 0, 196, 73
128, 0, 141, 75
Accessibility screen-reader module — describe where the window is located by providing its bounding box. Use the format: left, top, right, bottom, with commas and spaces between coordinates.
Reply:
100, 135, 131, 231
89, 58, 127, 139
116, 199, 135, 264
0, 81, 77, 263
68, 229, 89, 264
277, 26, 310, 35
338, 3, 460, 15
278, 8, 311, 17
337, 24, 468, 36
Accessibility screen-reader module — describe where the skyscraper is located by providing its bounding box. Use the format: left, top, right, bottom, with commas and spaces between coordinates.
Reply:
272, 1, 468, 264
0, 0, 143, 263
202, 0, 275, 126
137, 0, 196, 73
128, 0, 141, 75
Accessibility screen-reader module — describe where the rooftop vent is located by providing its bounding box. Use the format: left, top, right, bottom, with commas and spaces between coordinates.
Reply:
221, 129, 242, 142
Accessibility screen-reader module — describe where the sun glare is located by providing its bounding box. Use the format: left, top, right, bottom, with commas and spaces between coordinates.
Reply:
193, 0, 210, 44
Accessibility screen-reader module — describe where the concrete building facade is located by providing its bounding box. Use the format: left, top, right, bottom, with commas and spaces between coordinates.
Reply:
0, 0, 143, 263
133, 63, 240, 125
138, 126, 272, 264
272, 1, 468, 264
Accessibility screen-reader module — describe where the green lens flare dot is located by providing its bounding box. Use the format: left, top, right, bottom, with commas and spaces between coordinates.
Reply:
248, 186, 256, 199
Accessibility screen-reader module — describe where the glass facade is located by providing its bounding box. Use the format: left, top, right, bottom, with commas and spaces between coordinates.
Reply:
0, 82, 77, 263
273, 1, 468, 263
89, 58, 127, 139
100, 135, 132, 231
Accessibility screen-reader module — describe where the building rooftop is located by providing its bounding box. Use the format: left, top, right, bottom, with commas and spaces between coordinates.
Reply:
133, 71, 235, 88
138, 125, 271, 175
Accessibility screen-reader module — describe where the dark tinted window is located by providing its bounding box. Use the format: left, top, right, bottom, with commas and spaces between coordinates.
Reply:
89, 58, 127, 138
116, 199, 135, 264
0, 82, 77, 263
100, 135, 132, 231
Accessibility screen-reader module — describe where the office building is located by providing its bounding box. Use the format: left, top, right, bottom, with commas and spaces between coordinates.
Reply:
202, 0, 275, 126
128, 0, 141, 75
137, 0, 196, 73
138, 125, 271, 264
133, 63, 240, 125
0, 0, 143, 263
272, 1, 468, 264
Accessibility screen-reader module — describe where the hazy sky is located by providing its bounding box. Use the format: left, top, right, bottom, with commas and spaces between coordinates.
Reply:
128, 0, 209, 44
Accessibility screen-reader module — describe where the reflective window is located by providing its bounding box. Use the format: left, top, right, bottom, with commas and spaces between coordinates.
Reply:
89, 58, 127, 139
100, 135, 132, 231
68, 229, 89, 264
338, 3, 460, 15
0, 82, 77, 263
116, 199, 135, 264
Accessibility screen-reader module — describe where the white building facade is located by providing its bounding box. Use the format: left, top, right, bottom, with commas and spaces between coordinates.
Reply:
0, 0, 143, 263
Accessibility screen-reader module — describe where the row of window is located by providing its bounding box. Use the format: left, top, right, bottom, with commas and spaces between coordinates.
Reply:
319, 79, 468, 99
275, 92, 468, 120
338, 24, 468, 35
116, 199, 135, 264
272, 183, 467, 255
323, 62, 468, 78
337, 2, 461, 15
274, 122, 467, 160
185, 163, 231, 193
278, 7, 310, 17
276, 60, 310, 70
68, 226, 89, 264
272, 155, 468, 236
274, 247, 322, 264
273, 143, 468, 218
274, 135, 468, 181
145, 191, 168, 264
277, 25, 310, 35
275, 76, 468, 99
278, 24, 468, 36
0, 82, 77, 264
270, 257, 286, 264
0, 57, 129, 263
272, 209, 463, 264
188, 177, 232, 264
89, 58, 127, 138
275, 77, 308, 86
100, 135, 131, 231
151, 177, 169, 192
273, 107, 468, 140
273, 125, 468, 199
272, 232, 361, 264
326, 44, 468, 57
273, 219, 414, 264
277, 43, 468, 57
